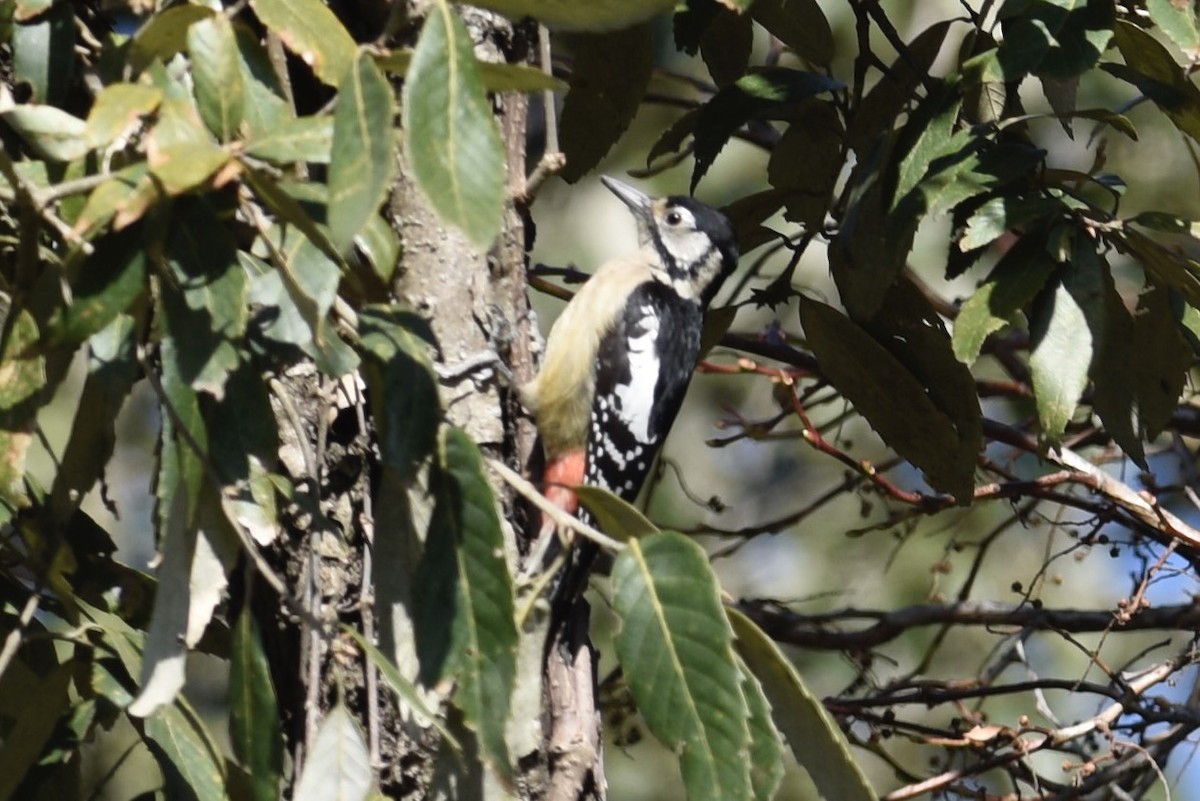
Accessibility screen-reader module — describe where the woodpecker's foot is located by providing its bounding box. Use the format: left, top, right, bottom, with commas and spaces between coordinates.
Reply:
434, 351, 513, 385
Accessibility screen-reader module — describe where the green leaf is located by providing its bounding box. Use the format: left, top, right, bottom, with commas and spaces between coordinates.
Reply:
958, 195, 1066, 252
73, 162, 158, 235
244, 115, 334, 164
230, 606, 282, 801
358, 306, 441, 481
354, 214, 401, 282
342, 626, 458, 745
767, 99, 842, 229
1147, 0, 1200, 54
233, 21, 293, 137
402, 1, 505, 250
1107, 20, 1200, 144
188, 15, 244, 142
693, 67, 843, 192
47, 226, 148, 346
86, 83, 164, 149
862, 280, 982, 502
143, 701, 229, 801
800, 295, 972, 498
574, 485, 659, 541
1117, 225, 1200, 311
0, 663, 73, 800
417, 428, 517, 778
0, 102, 88, 161
738, 657, 785, 801
1132, 283, 1192, 440
0, 309, 44, 514
329, 51, 397, 255
205, 364, 280, 545
1090, 279, 1143, 466
750, 0, 833, 66
728, 609, 875, 801
558, 25, 654, 183
128, 4, 215, 74
146, 99, 230, 195
995, 0, 1113, 80
467, 0, 675, 31
612, 532, 753, 801
377, 51, 567, 92
47, 315, 138, 524
952, 234, 1056, 364
700, 7, 753, 86
249, 0, 356, 87
161, 198, 246, 395
292, 705, 372, 801
846, 20, 951, 153
12, 0, 73, 105
1029, 231, 1107, 444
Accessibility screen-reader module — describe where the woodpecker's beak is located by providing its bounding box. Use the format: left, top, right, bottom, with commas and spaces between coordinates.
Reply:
601, 176, 653, 223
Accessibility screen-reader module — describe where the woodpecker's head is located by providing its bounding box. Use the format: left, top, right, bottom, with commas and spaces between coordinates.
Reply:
601, 176, 738, 307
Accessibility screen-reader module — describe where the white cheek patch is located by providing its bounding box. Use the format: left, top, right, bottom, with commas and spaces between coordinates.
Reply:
613, 306, 661, 444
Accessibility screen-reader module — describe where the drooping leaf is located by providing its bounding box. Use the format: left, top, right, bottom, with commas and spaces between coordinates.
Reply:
249, 0, 356, 87
612, 532, 754, 801
1028, 230, 1107, 444
800, 296, 972, 498
953, 232, 1057, 364
415, 427, 517, 778
329, 52, 397, 255
750, 0, 834, 66
160, 198, 246, 395
846, 20, 951, 153
343, 626, 457, 742
767, 99, 843, 229
1132, 283, 1192, 440
1091, 277, 1143, 467
230, 606, 282, 801
558, 24, 654, 183
738, 656, 785, 801
1107, 20, 1200, 144
142, 701, 228, 801
188, 14, 244, 142
700, 6, 753, 87
47, 226, 148, 346
862, 280, 981, 502
0, 309, 44, 514
47, 315, 138, 525
0, 663, 73, 800
402, 1, 506, 249
358, 306, 441, 481
728, 609, 876, 801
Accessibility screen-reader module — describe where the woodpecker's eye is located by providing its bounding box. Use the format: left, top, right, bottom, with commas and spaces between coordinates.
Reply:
665, 211, 683, 226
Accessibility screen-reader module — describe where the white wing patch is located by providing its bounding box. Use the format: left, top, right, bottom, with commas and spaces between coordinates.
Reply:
613, 305, 661, 443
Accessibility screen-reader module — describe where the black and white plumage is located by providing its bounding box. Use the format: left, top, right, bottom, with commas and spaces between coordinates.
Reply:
584, 281, 703, 503
524, 176, 738, 546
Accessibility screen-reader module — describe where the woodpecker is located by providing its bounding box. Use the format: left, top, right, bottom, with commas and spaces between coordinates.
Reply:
523, 176, 738, 554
